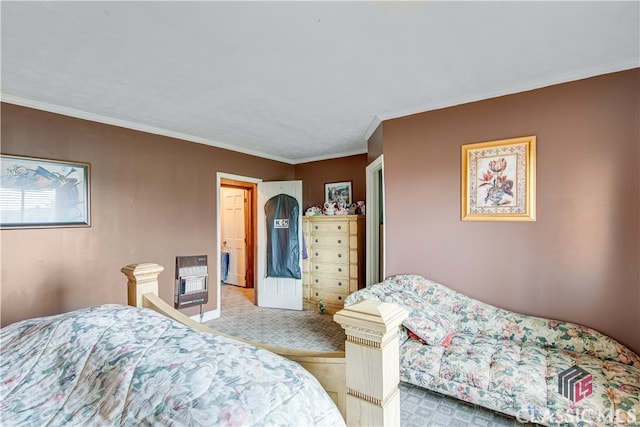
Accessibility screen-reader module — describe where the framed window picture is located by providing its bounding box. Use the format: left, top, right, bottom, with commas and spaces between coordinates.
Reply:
461, 136, 536, 221
325, 181, 352, 206
0, 154, 91, 228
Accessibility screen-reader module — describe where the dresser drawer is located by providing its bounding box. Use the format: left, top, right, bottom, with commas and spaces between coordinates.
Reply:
309, 234, 349, 249
310, 247, 349, 262
310, 276, 349, 294
309, 221, 349, 234
310, 289, 347, 306
310, 262, 349, 277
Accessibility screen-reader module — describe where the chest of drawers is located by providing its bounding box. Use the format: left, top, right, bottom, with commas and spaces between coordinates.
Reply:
302, 215, 365, 314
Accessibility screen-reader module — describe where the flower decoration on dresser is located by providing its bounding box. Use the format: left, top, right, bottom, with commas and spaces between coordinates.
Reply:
305, 200, 364, 216
305, 205, 323, 216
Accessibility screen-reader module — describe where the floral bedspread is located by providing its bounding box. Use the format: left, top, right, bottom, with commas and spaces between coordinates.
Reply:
345, 275, 640, 426
0, 304, 345, 427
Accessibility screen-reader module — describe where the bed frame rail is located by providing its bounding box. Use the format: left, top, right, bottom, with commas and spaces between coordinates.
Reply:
122, 263, 407, 427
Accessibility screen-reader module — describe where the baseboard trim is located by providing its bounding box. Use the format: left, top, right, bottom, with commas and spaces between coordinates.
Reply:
190, 308, 219, 324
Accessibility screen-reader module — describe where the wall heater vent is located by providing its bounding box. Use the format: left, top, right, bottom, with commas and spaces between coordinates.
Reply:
174, 255, 208, 309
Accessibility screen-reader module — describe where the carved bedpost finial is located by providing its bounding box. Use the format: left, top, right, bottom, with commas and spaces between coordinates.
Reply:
121, 263, 165, 308
334, 300, 408, 427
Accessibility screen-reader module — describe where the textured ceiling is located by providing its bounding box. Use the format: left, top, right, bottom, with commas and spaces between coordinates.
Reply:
1, 1, 638, 164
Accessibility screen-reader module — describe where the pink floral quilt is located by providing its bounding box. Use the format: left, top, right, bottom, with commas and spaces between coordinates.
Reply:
0, 304, 345, 427
345, 275, 639, 426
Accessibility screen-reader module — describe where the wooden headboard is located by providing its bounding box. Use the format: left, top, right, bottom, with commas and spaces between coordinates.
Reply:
122, 263, 407, 426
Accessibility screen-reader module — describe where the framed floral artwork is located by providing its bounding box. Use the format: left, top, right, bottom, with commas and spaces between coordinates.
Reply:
461, 136, 536, 221
0, 154, 91, 228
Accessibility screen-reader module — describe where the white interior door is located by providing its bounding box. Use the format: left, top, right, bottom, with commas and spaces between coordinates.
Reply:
257, 180, 303, 310
221, 187, 246, 287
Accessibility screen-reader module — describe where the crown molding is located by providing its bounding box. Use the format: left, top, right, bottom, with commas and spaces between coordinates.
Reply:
4, 59, 636, 165
376, 58, 639, 122
0, 94, 296, 165
363, 116, 383, 142
291, 148, 368, 165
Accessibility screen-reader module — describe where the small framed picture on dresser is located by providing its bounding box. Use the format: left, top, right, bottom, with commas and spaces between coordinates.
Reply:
325, 181, 352, 206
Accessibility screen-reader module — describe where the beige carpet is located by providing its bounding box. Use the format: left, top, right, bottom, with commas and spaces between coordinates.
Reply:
206, 284, 345, 351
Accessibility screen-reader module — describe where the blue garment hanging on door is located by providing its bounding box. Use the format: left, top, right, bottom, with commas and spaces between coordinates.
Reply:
264, 194, 301, 279
220, 251, 230, 282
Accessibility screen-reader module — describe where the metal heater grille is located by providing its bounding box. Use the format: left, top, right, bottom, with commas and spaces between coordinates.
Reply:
174, 255, 209, 309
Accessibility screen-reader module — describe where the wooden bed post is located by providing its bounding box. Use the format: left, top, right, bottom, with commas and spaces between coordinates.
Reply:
121, 263, 165, 308
334, 300, 408, 427
121, 262, 407, 426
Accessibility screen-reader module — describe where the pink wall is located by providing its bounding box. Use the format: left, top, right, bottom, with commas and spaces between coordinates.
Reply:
379, 69, 639, 352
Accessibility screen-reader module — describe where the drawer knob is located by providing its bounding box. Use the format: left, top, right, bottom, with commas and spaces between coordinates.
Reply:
338, 253, 342, 258
315, 252, 319, 256
315, 292, 319, 296
337, 226, 342, 230
337, 239, 341, 244
315, 266, 318, 270
338, 282, 342, 286
315, 279, 319, 283
338, 296, 342, 301
315, 239, 319, 243
338, 268, 342, 272
315, 226, 318, 230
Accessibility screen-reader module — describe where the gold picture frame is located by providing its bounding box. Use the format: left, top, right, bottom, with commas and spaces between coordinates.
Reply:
461, 136, 536, 221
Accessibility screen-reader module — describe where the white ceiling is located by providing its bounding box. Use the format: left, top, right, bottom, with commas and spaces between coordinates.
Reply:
2, 1, 638, 164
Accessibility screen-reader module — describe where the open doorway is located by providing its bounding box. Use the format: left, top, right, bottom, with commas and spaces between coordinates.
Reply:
217, 173, 260, 309
220, 186, 250, 287
366, 155, 385, 286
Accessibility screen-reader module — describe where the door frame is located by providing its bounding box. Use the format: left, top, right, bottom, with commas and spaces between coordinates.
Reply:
220, 185, 251, 287
365, 155, 385, 286
216, 173, 261, 309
